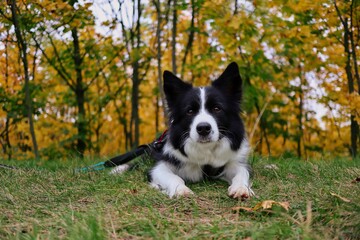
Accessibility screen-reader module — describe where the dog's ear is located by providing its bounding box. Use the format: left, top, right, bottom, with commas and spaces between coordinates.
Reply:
163, 70, 192, 107
212, 62, 242, 102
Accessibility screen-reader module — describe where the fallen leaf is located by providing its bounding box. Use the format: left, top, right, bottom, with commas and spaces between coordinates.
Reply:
232, 200, 290, 213
253, 200, 290, 211
277, 201, 291, 211
253, 200, 276, 210
330, 192, 351, 203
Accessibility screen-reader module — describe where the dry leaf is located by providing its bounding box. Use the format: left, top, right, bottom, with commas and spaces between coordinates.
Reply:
253, 200, 276, 210
277, 201, 290, 211
330, 192, 351, 203
253, 200, 290, 211
233, 200, 290, 213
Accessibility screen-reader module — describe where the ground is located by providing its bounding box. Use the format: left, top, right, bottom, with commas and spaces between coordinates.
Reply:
0, 156, 359, 239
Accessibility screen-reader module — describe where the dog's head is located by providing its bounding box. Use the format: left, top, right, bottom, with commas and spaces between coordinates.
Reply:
163, 62, 245, 153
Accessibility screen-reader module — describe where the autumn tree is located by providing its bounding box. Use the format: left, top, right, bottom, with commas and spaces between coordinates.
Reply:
333, 0, 360, 158
0, 0, 40, 159
0, 29, 17, 159
29, 0, 113, 157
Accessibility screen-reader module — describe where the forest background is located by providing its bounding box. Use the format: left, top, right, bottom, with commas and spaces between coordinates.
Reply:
0, 0, 359, 161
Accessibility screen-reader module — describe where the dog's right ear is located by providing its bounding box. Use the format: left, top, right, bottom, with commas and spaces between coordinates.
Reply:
163, 71, 192, 107
212, 62, 242, 102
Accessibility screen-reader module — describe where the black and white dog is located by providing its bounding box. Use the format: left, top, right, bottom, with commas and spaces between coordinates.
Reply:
149, 62, 253, 199
111, 62, 253, 199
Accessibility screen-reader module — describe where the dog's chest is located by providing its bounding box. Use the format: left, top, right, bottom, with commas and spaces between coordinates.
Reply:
177, 143, 233, 181
184, 138, 234, 167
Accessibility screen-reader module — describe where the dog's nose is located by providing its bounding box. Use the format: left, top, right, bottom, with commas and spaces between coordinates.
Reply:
196, 122, 212, 136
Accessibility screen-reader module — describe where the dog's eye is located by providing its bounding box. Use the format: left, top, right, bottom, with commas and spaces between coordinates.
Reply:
213, 106, 222, 113
187, 109, 195, 115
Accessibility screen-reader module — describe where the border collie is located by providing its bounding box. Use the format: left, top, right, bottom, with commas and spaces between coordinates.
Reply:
148, 62, 253, 199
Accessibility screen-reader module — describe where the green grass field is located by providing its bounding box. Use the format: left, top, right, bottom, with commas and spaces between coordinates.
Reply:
1, 157, 359, 239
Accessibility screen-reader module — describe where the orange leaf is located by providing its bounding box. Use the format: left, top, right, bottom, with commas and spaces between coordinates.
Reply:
256, 200, 289, 211
233, 200, 290, 213
277, 201, 290, 211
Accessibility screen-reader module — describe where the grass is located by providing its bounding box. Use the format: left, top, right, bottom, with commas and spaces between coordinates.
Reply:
0, 156, 359, 239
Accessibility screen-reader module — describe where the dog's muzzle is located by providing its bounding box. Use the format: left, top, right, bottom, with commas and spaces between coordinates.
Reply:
196, 122, 213, 143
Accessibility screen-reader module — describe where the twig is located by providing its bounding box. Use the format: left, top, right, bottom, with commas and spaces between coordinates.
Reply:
249, 92, 274, 143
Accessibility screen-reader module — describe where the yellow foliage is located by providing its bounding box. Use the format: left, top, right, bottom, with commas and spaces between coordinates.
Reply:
1, 0, 359, 160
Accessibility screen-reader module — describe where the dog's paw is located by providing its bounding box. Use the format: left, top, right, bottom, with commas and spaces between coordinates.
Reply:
109, 164, 130, 175
228, 185, 254, 200
149, 182, 161, 190
169, 185, 194, 198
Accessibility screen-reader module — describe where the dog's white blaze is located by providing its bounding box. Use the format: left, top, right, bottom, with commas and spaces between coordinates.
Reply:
200, 87, 206, 109
189, 88, 219, 142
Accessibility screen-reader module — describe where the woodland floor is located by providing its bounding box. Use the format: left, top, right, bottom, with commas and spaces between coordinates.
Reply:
0, 156, 359, 239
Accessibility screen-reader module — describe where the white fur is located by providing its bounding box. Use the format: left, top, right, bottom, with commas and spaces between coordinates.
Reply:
150, 162, 194, 198
109, 164, 130, 175
189, 88, 219, 142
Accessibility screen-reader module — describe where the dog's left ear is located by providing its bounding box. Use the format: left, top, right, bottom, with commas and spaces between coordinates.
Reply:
163, 70, 193, 109
212, 62, 242, 102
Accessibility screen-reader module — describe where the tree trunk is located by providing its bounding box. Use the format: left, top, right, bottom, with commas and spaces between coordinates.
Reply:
4, 117, 12, 160
349, 0, 360, 93
334, 1, 359, 158
153, 0, 166, 131
10, 0, 39, 159
234, 0, 238, 15
343, 18, 358, 158
180, 0, 195, 79
71, 27, 87, 157
349, 1, 360, 159
263, 126, 271, 156
4, 29, 12, 160
257, 130, 263, 155
172, 0, 177, 74
297, 86, 303, 158
130, 0, 142, 148
297, 65, 307, 159
131, 60, 140, 148
155, 95, 159, 133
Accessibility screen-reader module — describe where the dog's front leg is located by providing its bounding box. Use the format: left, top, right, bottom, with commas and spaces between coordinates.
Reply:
223, 162, 254, 199
150, 162, 193, 198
